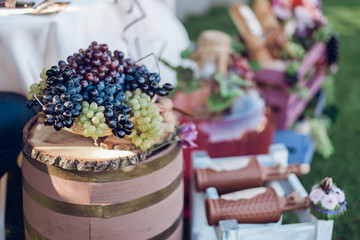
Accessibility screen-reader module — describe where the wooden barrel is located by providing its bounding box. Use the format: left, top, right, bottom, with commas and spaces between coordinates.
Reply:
22, 116, 184, 240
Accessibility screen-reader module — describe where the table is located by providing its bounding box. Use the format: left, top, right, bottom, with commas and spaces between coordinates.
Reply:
0, 0, 189, 96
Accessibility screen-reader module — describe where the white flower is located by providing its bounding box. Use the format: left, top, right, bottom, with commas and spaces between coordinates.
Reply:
294, 6, 315, 28
333, 187, 345, 203
311, 184, 320, 191
321, 193, 339, 210
272, 6, 292, 20
309, 187, 325, 204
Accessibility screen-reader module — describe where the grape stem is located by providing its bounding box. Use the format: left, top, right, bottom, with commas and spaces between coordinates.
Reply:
172, 107, 194, 117
135, 52, 161, 76
33, 94, 44, 107
151, 94, 158, 104
152, 132, 180, 152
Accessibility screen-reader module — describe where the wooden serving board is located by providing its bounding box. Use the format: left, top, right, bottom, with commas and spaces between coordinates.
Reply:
23, 115, 156, 172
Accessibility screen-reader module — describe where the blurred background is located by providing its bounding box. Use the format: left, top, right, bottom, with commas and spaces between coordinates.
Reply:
177, 1, 359, 239
2, 0, 359, 239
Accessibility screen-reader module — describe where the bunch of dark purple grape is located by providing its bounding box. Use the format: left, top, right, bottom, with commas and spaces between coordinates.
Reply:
66, 42, 173, 97
27, 64, 83, 131
26, 42, 174, 139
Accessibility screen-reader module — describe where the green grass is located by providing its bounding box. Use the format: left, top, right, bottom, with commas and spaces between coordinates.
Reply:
184, 6, 238, 42
183, 1, 360, 239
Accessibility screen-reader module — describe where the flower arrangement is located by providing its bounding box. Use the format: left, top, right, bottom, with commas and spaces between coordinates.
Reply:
161, 35, 255, 117
309, 177, 346, 220
271, 0, 339, 69
272, 0, 327, 39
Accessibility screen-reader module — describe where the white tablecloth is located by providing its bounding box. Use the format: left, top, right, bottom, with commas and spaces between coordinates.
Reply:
0, 0, 189, 96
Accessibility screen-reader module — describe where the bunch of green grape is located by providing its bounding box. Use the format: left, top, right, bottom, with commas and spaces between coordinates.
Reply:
77, 101, 109, 140
27, 68, 48, 100
125, 89, 164, 151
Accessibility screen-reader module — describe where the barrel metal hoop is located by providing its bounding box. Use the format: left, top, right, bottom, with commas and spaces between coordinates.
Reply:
24, 212, 183, 240
22, 143, 181, 182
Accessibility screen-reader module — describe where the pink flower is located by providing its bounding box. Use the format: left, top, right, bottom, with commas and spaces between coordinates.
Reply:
179, 122, 198, 149
309, 187, 325, 204
333, 187, 345, 203
321, 193, 339, 210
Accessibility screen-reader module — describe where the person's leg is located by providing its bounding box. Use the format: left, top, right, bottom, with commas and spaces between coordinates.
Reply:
0, 92, 35, 178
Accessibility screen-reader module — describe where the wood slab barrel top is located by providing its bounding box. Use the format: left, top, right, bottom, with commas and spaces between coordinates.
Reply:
23, 115, 169, 172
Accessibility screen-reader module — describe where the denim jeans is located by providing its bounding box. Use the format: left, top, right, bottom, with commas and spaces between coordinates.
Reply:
0, 92, 35, 178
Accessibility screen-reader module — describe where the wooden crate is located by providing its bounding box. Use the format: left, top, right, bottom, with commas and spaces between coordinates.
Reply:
179, 93, 275, 220
254, 43, 327, 129
191, 150, 333, 240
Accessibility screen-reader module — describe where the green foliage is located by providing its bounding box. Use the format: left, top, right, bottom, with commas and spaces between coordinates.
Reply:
177, 68, 201, 94
309, 118, 335, 159
206, 73, 247, 112
284, 41, 306, 60
231, 37, 245, 54
206, 93, 235, 112
322, 75, 336, 105
313, 25, 335, 43
304, 70, 312, 80
183, 6, 238, 41
299, 87, 311, 100
310, 202, 345, 220
286, 61, 301, 75
180, 46, 194, 59
160, 59, 200, 96
288, 86, 311, 100
248, 60, 261, 71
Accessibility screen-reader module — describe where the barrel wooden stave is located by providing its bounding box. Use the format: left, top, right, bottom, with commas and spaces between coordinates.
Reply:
23, 191, 91, 240
89, 184, 183, 239
22, 157, 91, 204
88, 149, 183, 204
168, 221, 183, 240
